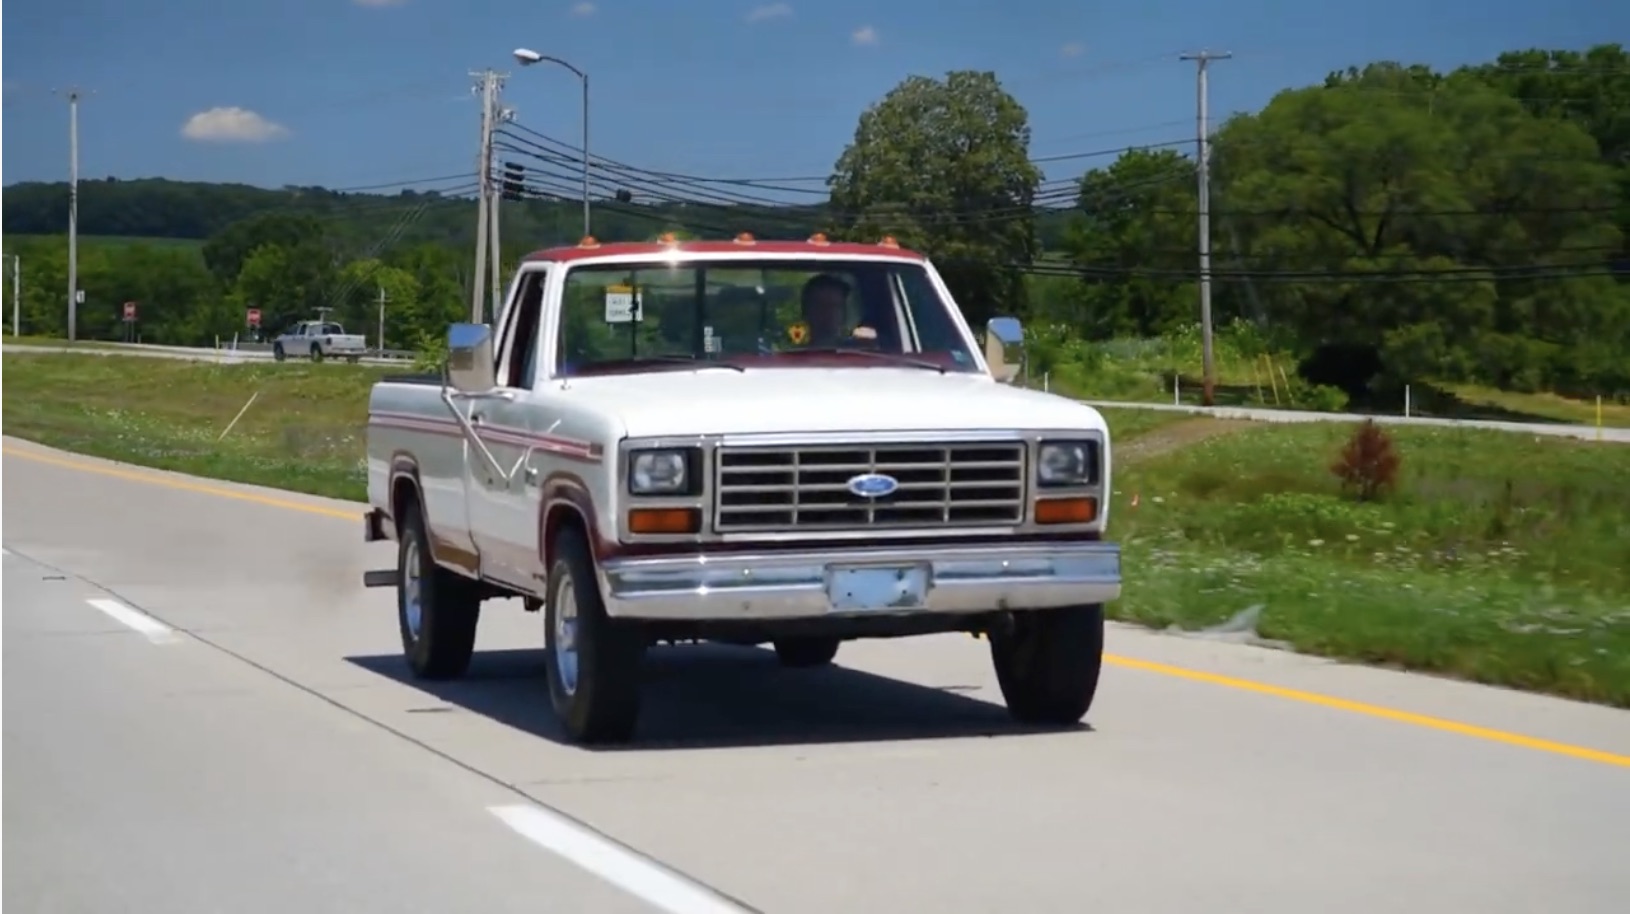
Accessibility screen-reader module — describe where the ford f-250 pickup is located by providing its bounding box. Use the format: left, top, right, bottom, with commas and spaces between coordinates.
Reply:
361, 232, 1121, 744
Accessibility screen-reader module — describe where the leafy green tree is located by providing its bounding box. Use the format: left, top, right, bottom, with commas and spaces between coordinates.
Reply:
1210, 63, 1625, 392
228, 242, 340, 335
826, 69, 1043, 325
202, 212, 329, 284
1062, 148, 1198, 337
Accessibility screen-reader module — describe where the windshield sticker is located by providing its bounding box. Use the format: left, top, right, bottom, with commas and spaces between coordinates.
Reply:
703, 325, 720, 354
787, 321, 809, 345
604, 285, 639, 324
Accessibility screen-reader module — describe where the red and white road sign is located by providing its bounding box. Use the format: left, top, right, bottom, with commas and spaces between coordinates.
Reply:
246, 308, 262, 328
122, 301, 137, 321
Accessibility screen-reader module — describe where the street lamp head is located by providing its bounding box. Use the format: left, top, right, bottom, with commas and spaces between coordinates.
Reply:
513, 48, 542, 65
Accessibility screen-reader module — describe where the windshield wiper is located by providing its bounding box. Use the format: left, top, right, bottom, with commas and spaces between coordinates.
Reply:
627, 355, 747, 373
781, 347, 946, 374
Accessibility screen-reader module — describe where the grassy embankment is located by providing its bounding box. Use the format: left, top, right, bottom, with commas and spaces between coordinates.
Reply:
1028, 321, 1630, 429
4, 351, 1627, 706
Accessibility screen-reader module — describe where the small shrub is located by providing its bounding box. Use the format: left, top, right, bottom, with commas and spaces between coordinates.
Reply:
1330, 420, 1402, 502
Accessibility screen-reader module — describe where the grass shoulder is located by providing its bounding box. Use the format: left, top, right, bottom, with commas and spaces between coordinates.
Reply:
0, 353, 1184, 505
1111, 420, 1630, 706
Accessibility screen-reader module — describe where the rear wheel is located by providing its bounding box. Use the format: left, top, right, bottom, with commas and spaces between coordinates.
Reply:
544, 527, 645, 744
773, 636, 841, 668
396, 500, 481, 679
989, 605, 1105, 725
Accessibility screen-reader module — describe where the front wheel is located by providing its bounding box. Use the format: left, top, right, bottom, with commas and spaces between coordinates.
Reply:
989, 605, 1105, 725
272, 343, 286, 362
396, 500, 481, 679
544, 528, 645, 744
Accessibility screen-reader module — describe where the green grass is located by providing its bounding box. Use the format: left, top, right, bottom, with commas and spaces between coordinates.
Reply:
1027, 322, 1627, 427
1110, 422, 1630, 706
0, 354, 1190, 505
2, 352, 388, 500
8, 351, 1627, 706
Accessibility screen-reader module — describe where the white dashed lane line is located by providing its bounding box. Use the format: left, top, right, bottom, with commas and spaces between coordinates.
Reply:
85, 597, 180, 644
489, 804, 758, 914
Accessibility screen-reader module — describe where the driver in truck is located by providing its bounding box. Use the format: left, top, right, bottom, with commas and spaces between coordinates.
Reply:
799, 273, 876, 346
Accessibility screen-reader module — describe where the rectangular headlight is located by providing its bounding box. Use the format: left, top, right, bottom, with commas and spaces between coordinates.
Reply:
627, 448, 698, 496
1036, 440, 1098, 488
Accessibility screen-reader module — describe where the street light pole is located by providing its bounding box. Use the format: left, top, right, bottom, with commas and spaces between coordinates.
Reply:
513, 49, 592, 237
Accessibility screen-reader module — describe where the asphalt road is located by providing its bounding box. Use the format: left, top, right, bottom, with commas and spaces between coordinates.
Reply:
4, 436, 1630, 913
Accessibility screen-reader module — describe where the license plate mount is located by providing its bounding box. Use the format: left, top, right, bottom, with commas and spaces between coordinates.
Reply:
824, 563, 931, 612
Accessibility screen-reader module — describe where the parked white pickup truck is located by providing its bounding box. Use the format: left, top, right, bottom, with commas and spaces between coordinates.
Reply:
361, 232, 1120, 743
272, 320, 367, 362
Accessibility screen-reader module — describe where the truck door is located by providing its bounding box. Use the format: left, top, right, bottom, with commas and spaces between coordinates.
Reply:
465, 265, 552, 590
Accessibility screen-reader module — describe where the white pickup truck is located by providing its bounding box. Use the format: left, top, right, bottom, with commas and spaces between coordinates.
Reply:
272, 320, 367, 362
361, 232, 1120, 744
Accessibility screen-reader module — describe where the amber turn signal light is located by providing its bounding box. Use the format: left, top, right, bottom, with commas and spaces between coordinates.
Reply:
628, 507, 701, 535
1033, 496, 1096, 525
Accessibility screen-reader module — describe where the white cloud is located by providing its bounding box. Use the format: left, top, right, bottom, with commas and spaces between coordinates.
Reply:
1061, 41, 1084, 58
569, 1, 596, 16
746, 3, 791, 22
180, 107, 289, 143
851, 25, 878, 46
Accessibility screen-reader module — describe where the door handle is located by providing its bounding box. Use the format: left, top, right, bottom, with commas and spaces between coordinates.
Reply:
470, 411, 485, 425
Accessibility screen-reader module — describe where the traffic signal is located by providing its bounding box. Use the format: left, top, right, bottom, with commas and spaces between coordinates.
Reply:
500, 162, 526, 201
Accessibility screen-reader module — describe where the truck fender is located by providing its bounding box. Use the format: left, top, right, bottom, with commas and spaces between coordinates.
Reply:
387, 455, 477, 578
538, 473, 601, 572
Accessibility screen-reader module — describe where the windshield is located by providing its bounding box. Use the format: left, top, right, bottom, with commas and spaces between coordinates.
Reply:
555, 258, 980, 377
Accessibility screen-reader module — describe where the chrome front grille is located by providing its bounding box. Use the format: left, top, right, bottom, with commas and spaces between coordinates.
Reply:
713, 442, 1027, 532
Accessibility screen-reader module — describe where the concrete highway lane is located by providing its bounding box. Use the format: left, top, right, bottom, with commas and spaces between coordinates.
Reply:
4, 436, 1630, 913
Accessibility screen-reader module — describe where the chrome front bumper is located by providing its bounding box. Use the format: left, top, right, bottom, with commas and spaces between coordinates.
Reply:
597, 542, 1121, 621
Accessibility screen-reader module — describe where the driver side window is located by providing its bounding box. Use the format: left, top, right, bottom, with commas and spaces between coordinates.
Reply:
498, 268, 548, 389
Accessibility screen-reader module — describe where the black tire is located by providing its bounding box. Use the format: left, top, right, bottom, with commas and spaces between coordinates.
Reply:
310, 343, 324, 363
773, 636, 841, 668
272, 343, 286, 362
989, 605, 1105, 725
396, 500, 481, 679
544, 527, 645, 744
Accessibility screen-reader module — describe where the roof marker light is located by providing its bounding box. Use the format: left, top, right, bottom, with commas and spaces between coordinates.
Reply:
734, 232, 756, 245
578, 235, 600, 248
658, 232, 679, 244
878, 236, 900, 248
808, 232, 830, 245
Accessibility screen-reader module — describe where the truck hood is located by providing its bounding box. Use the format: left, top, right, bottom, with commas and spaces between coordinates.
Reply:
559, 367, 1109, 439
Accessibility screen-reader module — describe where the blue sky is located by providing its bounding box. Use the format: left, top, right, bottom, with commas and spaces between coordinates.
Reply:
1, 0, 1618, 197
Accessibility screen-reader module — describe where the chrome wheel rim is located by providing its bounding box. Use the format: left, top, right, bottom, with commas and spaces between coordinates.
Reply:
402, 538, 423, 639
553, 575, 580, 696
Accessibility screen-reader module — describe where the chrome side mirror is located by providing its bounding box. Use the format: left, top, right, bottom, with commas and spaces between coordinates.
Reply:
446, 322, 498, 393
984, 316, 1025, 384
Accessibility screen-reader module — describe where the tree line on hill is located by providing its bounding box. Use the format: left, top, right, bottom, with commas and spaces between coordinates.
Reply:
3, 42, 1626, 397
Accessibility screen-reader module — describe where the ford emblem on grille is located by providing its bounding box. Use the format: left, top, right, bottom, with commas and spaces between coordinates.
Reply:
846, 472, 899, 499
